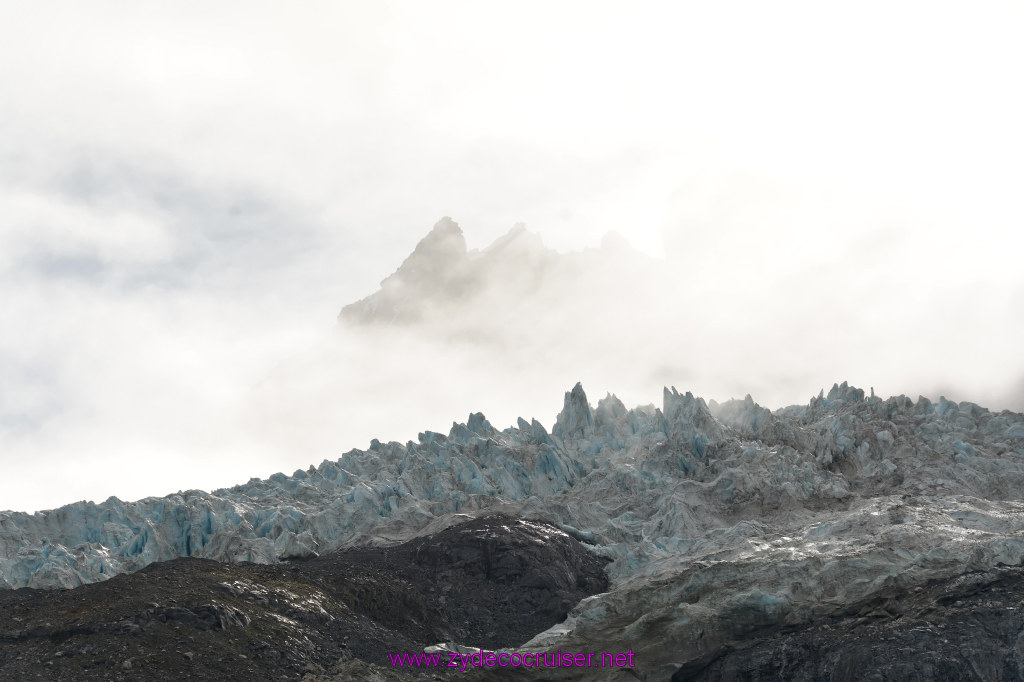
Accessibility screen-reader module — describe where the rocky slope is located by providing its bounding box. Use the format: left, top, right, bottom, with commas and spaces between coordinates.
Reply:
676, 566, 1024, 681
0, 514, 607, 680
4, 378, 1024, 679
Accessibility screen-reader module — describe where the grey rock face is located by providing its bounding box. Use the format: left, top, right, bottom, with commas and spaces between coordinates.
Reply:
676, 567, 1024, 682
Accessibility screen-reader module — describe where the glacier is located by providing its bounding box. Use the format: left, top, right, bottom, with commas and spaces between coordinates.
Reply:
3, 380, 1024, 679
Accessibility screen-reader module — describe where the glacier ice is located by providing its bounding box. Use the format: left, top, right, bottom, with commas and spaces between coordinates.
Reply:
3, 381, 1024, 679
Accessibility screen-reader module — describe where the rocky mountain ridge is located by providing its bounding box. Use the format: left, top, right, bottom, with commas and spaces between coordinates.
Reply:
4, 379, 1024, 679
337, 217, 652, 336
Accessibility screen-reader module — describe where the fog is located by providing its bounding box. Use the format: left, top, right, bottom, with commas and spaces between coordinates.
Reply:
1, 1, 1022, 512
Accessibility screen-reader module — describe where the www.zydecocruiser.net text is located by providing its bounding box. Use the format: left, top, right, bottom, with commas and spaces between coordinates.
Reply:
388, 649, 636, 672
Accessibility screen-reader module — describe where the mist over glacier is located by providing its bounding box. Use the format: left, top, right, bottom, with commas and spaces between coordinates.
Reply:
2, 210, 1023, 513
2, 4, 1024, 679
1, 1, 1022, 518
221, 214, 1024, 480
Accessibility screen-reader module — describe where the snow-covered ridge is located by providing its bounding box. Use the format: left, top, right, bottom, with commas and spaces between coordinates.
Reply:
3, 381, 1023, 594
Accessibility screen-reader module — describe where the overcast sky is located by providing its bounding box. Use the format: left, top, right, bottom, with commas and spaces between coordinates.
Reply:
2, 1, 1022, 513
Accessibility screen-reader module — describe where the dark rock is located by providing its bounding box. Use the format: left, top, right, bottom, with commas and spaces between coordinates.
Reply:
676, 567, 1024, 682
0, 514, 607, 681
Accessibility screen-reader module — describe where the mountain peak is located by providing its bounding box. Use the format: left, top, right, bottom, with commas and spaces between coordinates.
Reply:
409, 216, 467, 260
429, 215, 463, 237
338, 217, 473, 323
338, 217, 658, 329
553, 382, 595, 440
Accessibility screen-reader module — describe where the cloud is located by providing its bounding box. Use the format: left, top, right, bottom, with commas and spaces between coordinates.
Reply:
662, 166, 1024, 411
0, 147, 360, 512
1, 1, 1022, 512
